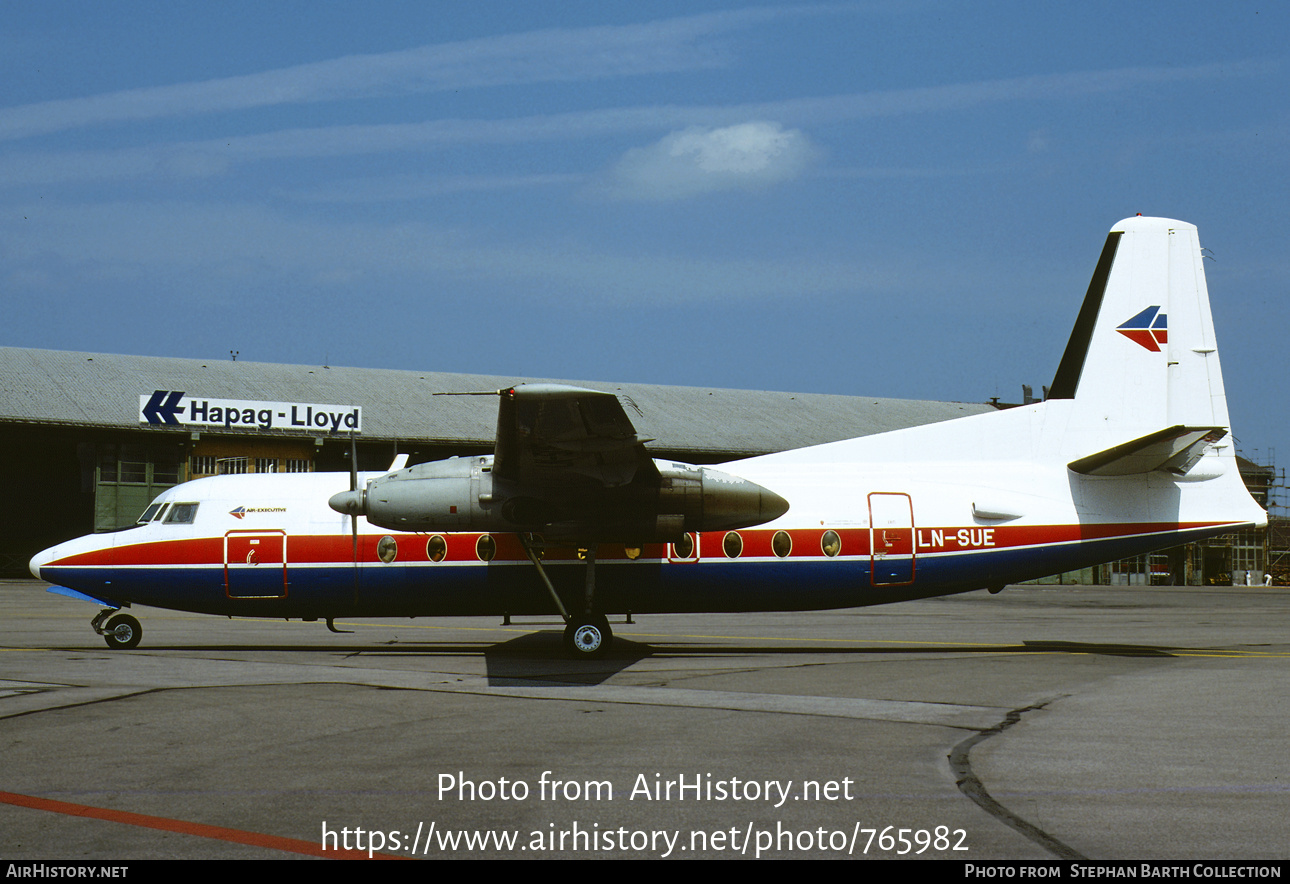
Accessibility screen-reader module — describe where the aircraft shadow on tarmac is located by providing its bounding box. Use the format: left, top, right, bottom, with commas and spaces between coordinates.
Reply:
62, 634, 1191, 688
481, 635, 1181, 684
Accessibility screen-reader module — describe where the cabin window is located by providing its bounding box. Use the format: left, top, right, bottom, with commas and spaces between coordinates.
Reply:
821, 530, 841, 557
672, 533, 694, 559
722, 531, 743, 559
164, 503, 199, 524
426, 535, 447, 563
772, 530, 792, 558
377, 535, 398, 563
476, 534, 496, 562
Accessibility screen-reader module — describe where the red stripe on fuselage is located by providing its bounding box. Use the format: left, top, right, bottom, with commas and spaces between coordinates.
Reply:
45, 521, 1238, 569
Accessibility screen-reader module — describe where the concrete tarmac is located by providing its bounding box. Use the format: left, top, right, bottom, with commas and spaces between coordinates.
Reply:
1, 579, 1287, 861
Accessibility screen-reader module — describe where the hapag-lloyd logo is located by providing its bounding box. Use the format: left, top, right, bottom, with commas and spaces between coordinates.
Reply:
140, 390, 361, 433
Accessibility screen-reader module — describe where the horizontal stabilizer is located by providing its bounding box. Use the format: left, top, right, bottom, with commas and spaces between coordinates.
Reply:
1068, 425, 1226, 477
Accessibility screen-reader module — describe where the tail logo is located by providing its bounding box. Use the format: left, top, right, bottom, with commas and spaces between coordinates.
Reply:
1116, 306, 1168, 352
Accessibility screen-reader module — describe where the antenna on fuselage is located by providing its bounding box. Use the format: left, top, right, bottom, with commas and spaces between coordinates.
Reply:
431, 388, 508, 396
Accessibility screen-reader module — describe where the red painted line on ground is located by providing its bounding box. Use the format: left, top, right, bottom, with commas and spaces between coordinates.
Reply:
0, 790, 405, 859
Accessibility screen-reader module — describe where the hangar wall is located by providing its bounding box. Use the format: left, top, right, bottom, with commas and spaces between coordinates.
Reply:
2, 346, 1273, 586
0, 423, 423, 573
2, 345, 997, 575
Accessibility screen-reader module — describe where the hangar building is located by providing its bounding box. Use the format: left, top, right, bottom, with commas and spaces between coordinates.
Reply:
3, 346, 1273, 585
0, 346, 994, 575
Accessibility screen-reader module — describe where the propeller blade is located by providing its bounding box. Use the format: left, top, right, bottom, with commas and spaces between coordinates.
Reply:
347, 433, 359, 604
349, 433, 359, 492
350, 511, 358, 566
326, 433, 364, 584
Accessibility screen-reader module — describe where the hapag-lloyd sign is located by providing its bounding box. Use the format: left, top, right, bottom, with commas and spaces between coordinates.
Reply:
139, 390, 361, 434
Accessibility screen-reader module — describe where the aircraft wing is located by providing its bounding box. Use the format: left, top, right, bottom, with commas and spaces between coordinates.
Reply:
492, 384, 659, 490
333, 383, 787, 540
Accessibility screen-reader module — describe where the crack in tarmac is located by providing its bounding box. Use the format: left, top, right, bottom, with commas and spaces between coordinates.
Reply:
949, 701, 1087, 860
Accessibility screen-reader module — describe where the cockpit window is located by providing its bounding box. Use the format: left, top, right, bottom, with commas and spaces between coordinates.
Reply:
164, 503, 199, 524
137, 503, 164, 524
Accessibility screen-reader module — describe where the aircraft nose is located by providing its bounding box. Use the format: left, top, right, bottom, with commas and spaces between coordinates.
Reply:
29, 545, 55, 580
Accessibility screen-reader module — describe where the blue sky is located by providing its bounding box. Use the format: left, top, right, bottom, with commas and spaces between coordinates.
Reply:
3, 3, 1287, 487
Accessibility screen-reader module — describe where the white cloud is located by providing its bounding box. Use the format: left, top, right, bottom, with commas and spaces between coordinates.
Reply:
602, 121, 818, 200
0, 10, 780, 142
0, 60, 1267, 189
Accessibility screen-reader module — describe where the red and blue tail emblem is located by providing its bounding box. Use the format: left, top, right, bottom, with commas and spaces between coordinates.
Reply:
1116, 306, 1168, 352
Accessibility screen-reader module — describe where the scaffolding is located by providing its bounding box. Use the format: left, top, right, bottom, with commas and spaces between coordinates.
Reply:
1036, 450, 1283, 587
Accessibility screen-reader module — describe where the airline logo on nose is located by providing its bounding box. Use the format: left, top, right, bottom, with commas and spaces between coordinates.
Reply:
1116, 306, 1168, 352
229, 506, 286, 519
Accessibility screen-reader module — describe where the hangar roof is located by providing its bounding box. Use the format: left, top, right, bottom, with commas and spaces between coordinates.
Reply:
0, 346, 994, 458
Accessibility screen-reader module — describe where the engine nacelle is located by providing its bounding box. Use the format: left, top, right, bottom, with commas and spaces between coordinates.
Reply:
363, 456, 491, 532
329, 455, 788, 542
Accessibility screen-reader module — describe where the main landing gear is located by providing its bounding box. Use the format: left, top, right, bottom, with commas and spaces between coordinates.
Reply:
519, 536, 614, 659
564, 613, 612, 657
92, 609, 142, 650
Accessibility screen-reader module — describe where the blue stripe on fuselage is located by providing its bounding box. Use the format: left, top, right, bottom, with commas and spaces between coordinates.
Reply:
40, 525, 1228, 619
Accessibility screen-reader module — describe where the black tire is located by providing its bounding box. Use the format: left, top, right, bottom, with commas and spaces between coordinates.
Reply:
102, 614, 142, 650
563, 615, 612, 658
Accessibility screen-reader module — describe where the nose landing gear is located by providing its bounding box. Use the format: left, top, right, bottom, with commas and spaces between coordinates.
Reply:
92, 609, 143, 650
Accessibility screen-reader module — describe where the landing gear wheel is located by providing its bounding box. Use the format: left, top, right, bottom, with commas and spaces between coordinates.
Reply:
102, 614, 142, 650
563, 615, 612, 658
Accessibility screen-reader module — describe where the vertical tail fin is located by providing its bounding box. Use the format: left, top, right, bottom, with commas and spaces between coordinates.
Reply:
1049, 217, 1230, 442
